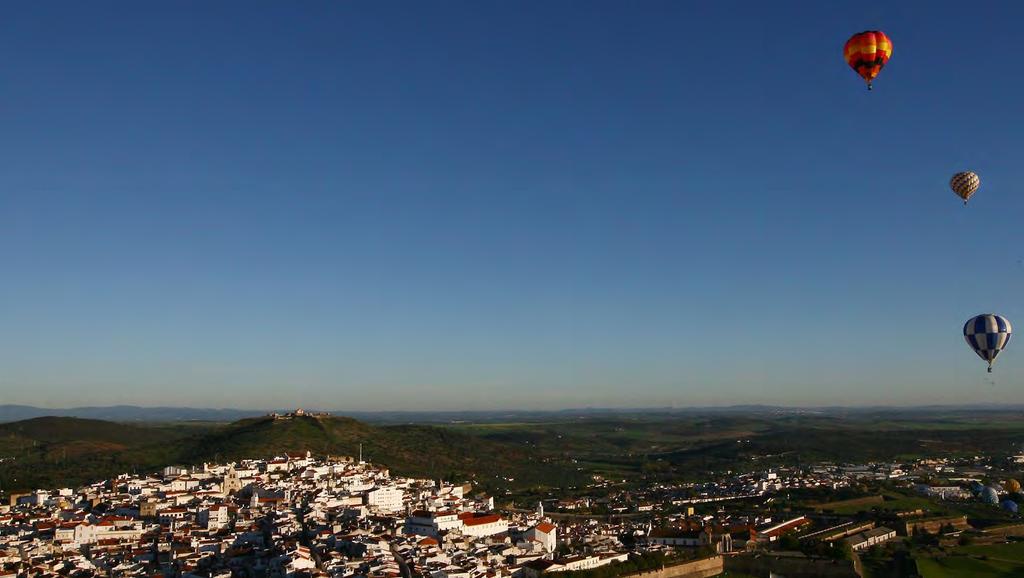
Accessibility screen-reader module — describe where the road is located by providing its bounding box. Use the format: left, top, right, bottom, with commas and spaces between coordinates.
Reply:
390, 543, 413, 578
295, 502, 326, 572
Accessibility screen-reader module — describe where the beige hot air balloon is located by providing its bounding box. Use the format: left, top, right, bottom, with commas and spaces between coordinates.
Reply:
950, 171, 981, 205
1007, 479, 1022, 494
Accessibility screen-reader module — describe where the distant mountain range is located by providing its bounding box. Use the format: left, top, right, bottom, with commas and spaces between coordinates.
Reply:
2, 403, 1023, 424
0, 405, 266, 423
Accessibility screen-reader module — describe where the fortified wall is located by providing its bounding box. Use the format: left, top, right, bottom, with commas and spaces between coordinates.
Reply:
980, 523, 1024, 538
724, 553, 859, 578
623, 556, 723, 578
903, 515, 969, 535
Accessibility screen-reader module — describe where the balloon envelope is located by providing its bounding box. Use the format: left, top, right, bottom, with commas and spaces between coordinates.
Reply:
964, 314, 1013, 372
844, 31, 893, 88
951, 171, 981, 203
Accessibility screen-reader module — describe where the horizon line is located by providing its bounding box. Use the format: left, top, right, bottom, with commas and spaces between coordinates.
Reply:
4, 402, 1024, 413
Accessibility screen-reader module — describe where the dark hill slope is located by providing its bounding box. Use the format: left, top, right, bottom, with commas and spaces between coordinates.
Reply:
0, 415, 581, 494
0, 416, 169, 446
173, 415, 374, 462
173, 416, 578, 488
0, 417, 209, 491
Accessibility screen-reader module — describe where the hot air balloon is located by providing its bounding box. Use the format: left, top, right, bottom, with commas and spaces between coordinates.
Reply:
982, 486, 1000, 505
1006, 479, 1021, 494
951, 171, 981, 205
964, 314, 1013, 373
844, 31, 893, 90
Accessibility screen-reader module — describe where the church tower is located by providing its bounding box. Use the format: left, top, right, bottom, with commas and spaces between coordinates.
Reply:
223, 466, 242, 496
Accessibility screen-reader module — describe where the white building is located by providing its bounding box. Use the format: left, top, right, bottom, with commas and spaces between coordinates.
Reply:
916, 485, 971, 500
199, 505, 232, 530
526, 522, 557, 552
565, 554, 629, 571
846, 527, 896, 551
365, 487, 404, 513
271, 546, 317, 578
65, 518, 152, 546
406, 511, 462, 537
460, 513, 508, 537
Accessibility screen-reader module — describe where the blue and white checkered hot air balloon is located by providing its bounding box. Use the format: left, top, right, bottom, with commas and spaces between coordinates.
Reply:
964, 314, 1013, 373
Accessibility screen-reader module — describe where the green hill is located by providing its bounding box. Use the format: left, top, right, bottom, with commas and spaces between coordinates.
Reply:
173, 415, 579, 489
0, 417, 211, 491
173, 415, 374, 462
0, 415, 581, 495
0, 416, 169, 446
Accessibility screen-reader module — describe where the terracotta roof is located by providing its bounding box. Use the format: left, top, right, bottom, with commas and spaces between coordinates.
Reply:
759, 517, 811, 538
411, 510, 455, 518
535, 523, 556, 534
463, 514, 501, 527
649, 528, 703, 539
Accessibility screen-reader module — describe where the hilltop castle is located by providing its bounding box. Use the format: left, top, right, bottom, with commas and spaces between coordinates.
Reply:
268, 408, 330, 419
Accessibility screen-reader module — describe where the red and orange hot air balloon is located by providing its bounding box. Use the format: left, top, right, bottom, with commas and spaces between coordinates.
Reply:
844, 31, 892, 90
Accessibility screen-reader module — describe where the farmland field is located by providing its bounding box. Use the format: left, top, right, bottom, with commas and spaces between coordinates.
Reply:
916, 542, 1024, 577
445, 409, 1024, 483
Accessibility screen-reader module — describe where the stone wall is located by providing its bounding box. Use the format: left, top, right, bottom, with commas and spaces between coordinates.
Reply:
624, 556, 723, 578
980, 523, 1024, 537
903, 515, 969, 535
724, 554, 859, 578
7, 493, 30, 508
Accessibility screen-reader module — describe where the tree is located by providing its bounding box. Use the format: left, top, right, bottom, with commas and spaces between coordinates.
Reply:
835, 542, 853, 561
778, 534, 800, 551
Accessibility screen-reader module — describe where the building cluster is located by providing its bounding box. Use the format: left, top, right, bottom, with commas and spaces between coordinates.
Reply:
0, 452, 573, 578
5, 442, 1023, 578
2, 454, 833, 578
268, 409, 332, 420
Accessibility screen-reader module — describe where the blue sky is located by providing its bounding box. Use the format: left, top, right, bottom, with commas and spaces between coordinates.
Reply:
1, 1, 1022, 410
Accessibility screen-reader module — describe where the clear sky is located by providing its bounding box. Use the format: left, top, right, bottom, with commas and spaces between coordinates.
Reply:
2, 1, 1022, 410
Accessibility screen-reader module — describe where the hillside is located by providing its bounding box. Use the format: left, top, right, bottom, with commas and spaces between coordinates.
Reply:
447, 411, 1024, 481
0, 415, 582, 494
6, 410, 1024, 497
0, 416, 171, 446
173, 415, 375, 461
173, 415, 580, 489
